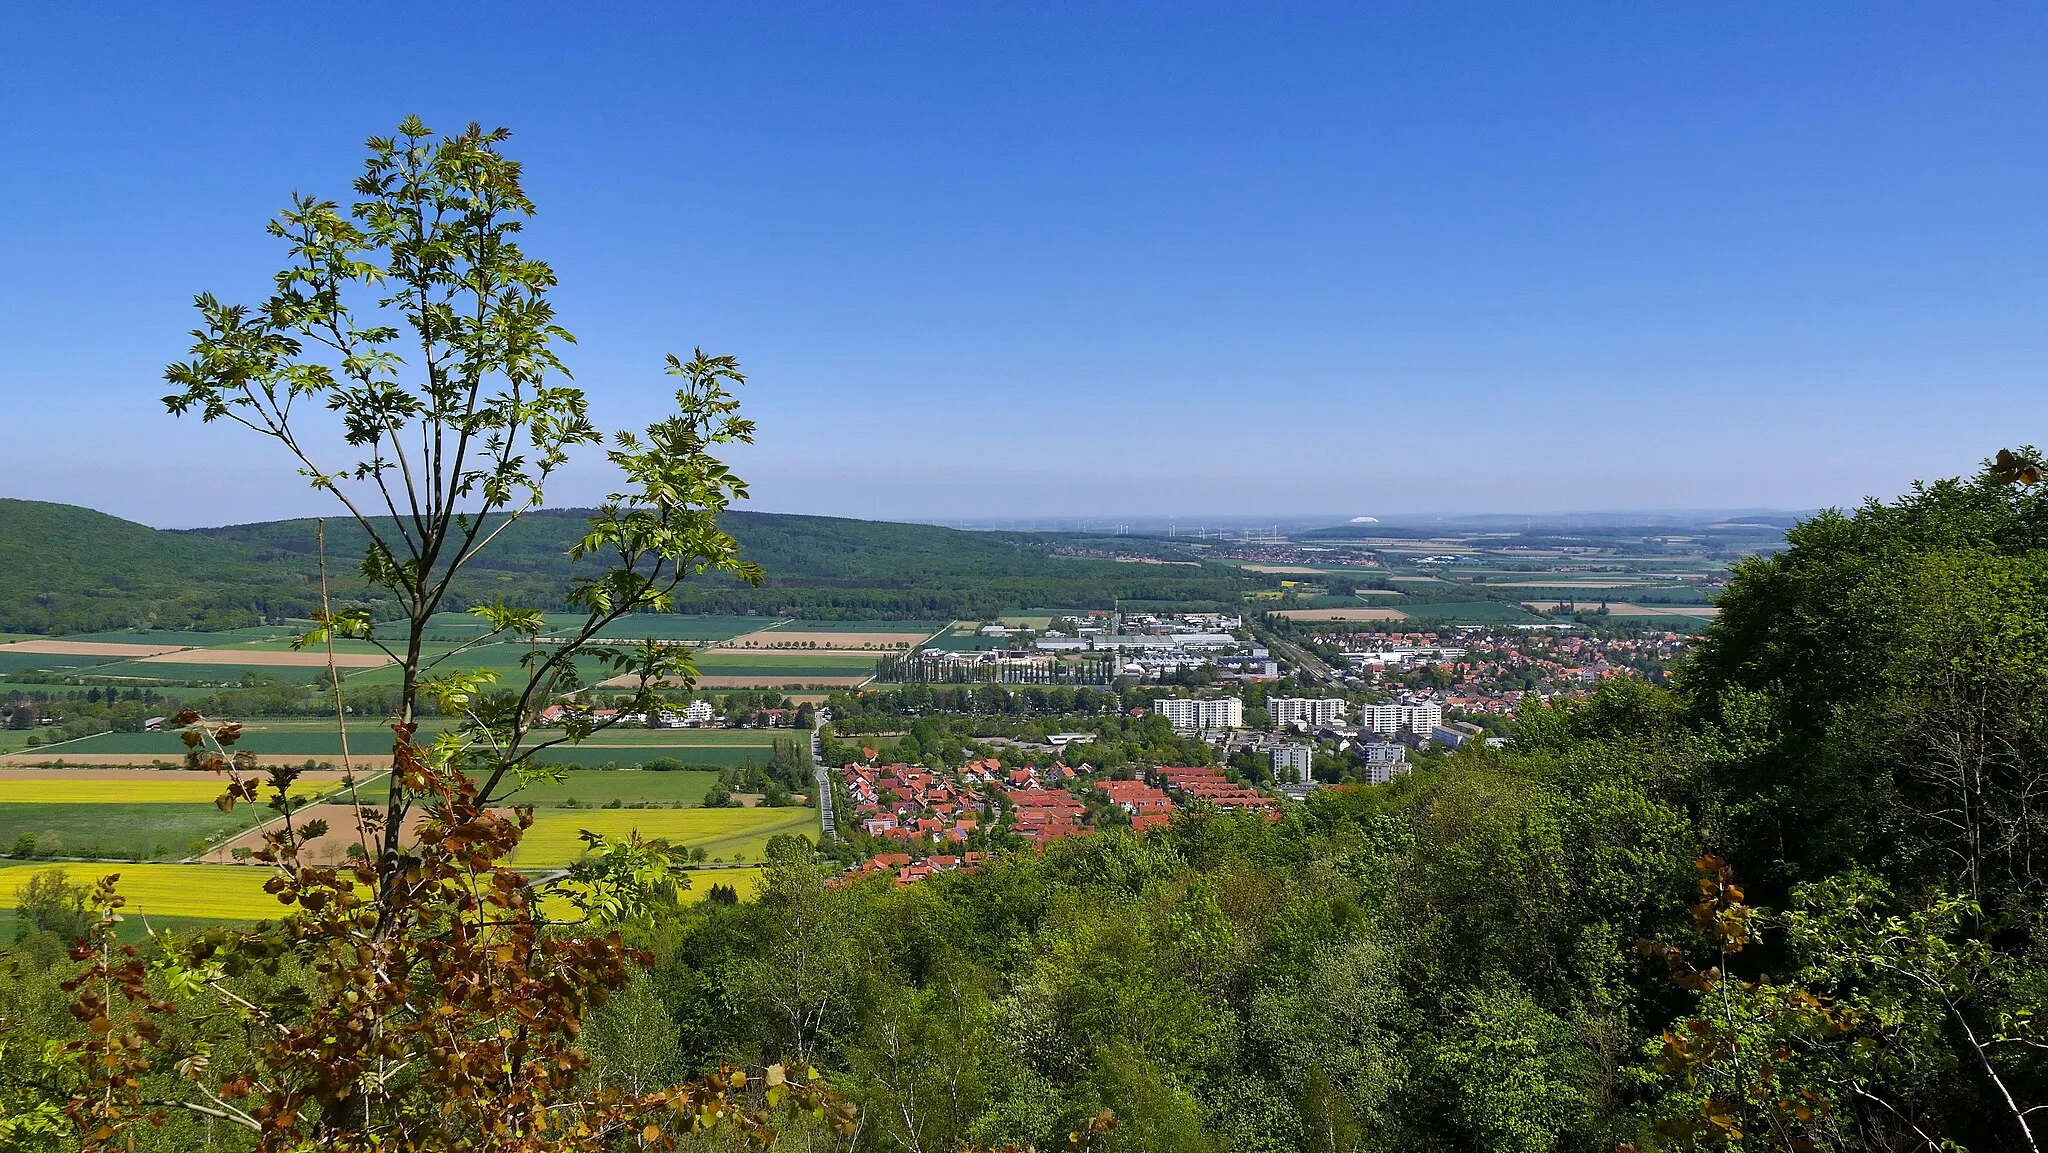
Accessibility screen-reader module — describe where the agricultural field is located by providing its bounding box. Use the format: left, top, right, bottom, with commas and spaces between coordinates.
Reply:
0, 773, 347, 803
1393, 600, 1544, 623
0, 803, 270, 861
0, 767, 373, 861
713, 630, 932, 651
781, 620, 951, 633
498, 768, 725, 808
3, 722, 789, 772
521, 745, 779, 769
692, 654, 877, 676
0, 862, 291, 921
1273, 607, 1408, 622
508, 807, 816, 867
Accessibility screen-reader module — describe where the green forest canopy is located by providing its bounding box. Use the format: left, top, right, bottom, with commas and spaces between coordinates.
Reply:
0, 501, 1248, 634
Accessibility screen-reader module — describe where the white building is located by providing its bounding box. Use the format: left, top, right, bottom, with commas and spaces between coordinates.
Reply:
1268, 697, 1351, 730
682, 699, 715, 727
1363, 759, 1413, 786
1153, 696, 1244, 734
1360, 701, 1443, 736
1362, 741, 1406, 765
1270, 742, 1314, 785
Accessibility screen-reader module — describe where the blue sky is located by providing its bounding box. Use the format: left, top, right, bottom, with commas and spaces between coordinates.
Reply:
1, 3, 2042, 526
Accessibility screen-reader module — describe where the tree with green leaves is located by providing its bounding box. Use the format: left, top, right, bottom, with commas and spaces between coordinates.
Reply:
32, 118, 853, 1152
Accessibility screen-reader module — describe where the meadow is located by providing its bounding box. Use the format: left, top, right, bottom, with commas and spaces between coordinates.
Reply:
0, 802, 265, 861
498, 769, 724, 808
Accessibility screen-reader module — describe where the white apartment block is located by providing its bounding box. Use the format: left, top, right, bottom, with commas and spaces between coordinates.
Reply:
1153, 696, 1244, 734
1268, 697, 1351, 730
1271, 742, 1314, 784
1362, 759, 1414, 786
1362, 741, 1407, 765
1360, 701, 1444, 735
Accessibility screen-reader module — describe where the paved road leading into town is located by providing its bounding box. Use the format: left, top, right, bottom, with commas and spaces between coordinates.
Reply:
811, 726, 837, 842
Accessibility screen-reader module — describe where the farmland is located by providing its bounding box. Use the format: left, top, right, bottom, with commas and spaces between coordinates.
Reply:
498, 769, 725, 808
1273, 607, 1409, 622
0, 718, 792, 772
0, 774, 343, 804
509, 807, 816, 867
0, 803, 268, 861
0, 862, 291, 921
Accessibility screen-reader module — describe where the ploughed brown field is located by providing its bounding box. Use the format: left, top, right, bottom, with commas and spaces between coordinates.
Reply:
196, 802, 455, 866
0, 640, 191, 658
1273, 608, 1409, 622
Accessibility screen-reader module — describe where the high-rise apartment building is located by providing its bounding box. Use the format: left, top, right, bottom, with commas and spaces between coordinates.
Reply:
1268, 697, 1351, 729
1153, 696, 1244, 734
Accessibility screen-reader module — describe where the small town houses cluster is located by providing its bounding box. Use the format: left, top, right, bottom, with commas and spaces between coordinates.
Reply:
834, 756, 1278, 886
1321, 628, 1694, 711
831, 627, 1690, 888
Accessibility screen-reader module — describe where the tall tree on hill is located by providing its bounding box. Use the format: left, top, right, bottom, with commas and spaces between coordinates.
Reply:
24, 119, 858, 1151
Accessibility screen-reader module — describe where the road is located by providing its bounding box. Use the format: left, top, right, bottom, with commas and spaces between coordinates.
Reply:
811, 725, 838, 842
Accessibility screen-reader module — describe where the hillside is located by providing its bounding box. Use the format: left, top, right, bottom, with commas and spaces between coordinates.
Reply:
191, 508, 1248, 620
0, 501, 1248, 634
0, 500, 321, 633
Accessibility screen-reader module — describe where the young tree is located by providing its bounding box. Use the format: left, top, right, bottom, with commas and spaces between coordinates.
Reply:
40, 118, 853, 1151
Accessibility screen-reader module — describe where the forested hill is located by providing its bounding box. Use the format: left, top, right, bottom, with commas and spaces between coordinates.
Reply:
0, 501, 1247, 633
0, 499, 318, 634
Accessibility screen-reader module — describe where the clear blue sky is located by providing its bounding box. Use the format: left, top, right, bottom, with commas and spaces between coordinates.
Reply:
2, 3, 2042, 527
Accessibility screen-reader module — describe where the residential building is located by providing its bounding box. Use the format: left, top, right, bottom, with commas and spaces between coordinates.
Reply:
1270, 742, 1314, 785
1362, 741, 1407, 766
1360, 700, 1443, 736
1153, 695, 1244, 733
1268, 697, 1351, 729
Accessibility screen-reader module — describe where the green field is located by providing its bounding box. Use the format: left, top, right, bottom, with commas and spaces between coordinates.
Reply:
0, 802, 267, 861
509, 808, 815, 867
500, 769, 724, 808
524, 746, 774, 768
0, 903, 238, 944
11, 726, 786, 768
15, 731, 357, 758
0, 651, 128, 674
543, 728, 782, 747
79, 659, 338, 685
49, 627, 302, 647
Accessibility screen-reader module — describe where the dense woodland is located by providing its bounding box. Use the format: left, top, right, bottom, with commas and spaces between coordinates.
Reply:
3, 463, 2046, 1150
0, 499, 1249, 633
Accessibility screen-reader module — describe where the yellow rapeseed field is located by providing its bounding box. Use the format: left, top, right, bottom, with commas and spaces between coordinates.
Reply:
0, 864, 288, 920
510, 808, 817, 867
0, 779, 330, 804
3, 860, 770, 925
